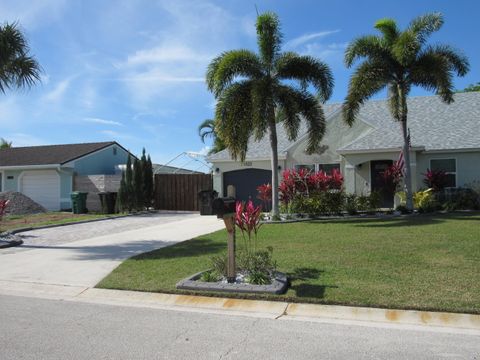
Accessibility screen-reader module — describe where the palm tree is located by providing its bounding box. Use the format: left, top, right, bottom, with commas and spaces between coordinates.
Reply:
0, 22, 41, 93
198, 119, 226, 155
206, 12, 333, 217
343, 13, 469, 210
0, 138, 12, 149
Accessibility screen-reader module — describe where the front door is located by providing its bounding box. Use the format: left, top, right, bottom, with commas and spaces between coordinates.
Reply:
370, 160, 394, 208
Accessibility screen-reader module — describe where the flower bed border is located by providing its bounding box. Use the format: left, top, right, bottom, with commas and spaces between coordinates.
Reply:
176, 271, 288, 295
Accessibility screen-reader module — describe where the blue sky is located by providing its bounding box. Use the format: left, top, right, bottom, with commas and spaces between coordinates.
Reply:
1, 0, 478, 170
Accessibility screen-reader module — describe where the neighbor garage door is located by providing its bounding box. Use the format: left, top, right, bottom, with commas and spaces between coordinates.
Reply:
223, 169, 272, 208
21, 170, 60, 211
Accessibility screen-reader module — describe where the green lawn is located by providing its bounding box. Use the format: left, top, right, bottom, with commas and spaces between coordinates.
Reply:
1, 212, 124, 232
97, 212, 480, 314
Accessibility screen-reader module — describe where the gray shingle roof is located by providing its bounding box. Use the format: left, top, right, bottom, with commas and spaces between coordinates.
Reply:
0, 141, 117, 166
208, 92, 480, 161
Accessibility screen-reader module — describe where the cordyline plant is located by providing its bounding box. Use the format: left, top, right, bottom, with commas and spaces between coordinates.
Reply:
256, 183, 272, 210
423, 169, 448, 191
235, 200, 263, 254
380, 162, 404, 194
0, 200, 10, 232
279, 168, 344, 205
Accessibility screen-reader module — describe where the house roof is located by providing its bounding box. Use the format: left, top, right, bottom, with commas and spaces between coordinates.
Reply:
0, 141, 120, 167
208, 92, 480, 161
153, 164, 204, 174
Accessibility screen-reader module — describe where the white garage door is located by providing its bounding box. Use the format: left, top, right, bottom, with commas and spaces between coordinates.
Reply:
21, 170, 60, 211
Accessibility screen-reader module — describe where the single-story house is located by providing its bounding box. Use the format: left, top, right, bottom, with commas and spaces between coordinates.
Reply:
208, 92, 480, 207
0, 141, 131, 211
153, 164, 204, 175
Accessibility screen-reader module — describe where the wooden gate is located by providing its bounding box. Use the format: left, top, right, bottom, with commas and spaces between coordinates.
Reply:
154, 174, 213, 211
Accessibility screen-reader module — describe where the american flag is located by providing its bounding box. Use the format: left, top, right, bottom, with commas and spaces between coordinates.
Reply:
396, 128, 411, 175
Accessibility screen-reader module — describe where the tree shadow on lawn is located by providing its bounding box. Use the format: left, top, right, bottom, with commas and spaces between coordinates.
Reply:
132, 238, 225, 261
287, 267, 338, 298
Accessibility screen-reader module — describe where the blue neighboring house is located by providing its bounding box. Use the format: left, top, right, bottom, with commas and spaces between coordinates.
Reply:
0, 141, 132, 210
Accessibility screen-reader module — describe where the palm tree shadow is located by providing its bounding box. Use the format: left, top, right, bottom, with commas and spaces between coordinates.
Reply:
287, 267, 337, 298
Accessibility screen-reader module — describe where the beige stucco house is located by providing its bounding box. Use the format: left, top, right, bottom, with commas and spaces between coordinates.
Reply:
208, 92, 480, 207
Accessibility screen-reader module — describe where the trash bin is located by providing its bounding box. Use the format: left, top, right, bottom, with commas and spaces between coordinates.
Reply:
71, 191, 88, 214
98, 192, 117, 214
198, 190, 218, 215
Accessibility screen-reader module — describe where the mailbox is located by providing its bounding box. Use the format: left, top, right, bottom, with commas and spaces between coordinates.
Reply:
212, 197, 236, 219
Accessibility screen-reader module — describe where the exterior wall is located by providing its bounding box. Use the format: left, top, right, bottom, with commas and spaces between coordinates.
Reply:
416, 151, 480, 189
212, 159, 285, 196
73, 174, 121, 212
72, 144, 129, 175
2, 170, 22, 191
58, 169, 74, 209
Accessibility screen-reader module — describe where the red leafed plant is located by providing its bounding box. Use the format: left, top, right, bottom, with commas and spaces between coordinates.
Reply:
423, 169, 448, 191
279, 168, 345, 205
235, 200, 263, 253
380, 162, 403, 194
0, 200, 10, 231
256, 183, 272, 210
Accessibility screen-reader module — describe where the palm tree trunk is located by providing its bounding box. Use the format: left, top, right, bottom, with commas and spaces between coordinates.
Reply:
268, 119, 280, 218
401, 117, 414, 211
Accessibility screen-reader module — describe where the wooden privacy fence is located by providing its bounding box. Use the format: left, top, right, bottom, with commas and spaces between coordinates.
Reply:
154, 174, 213, 211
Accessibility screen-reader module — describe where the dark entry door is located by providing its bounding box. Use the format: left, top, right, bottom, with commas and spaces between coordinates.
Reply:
223, 169, 272, 210
370, 160, 394, 208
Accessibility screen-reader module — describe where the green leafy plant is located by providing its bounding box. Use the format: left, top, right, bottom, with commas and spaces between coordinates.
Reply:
235, 200, 263, 253
344, 194, 358, 215
210, 253, 228, 277
199, 270, 221, 283
246, 271, 271, 285
237, 247, 276, 285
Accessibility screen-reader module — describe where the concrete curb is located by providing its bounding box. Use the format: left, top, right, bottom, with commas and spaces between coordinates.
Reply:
1, 281, 478, 332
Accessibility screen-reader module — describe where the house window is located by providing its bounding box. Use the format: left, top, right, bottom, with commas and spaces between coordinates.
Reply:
295, 164, 315, 172
430, 159, 456, 187
317, 163, 341, 174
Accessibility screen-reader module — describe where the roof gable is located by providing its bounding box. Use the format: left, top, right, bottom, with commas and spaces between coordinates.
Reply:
0, 141, 119, 167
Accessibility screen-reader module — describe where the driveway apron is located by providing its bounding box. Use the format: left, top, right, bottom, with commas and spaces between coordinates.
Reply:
0, 213, 224, 288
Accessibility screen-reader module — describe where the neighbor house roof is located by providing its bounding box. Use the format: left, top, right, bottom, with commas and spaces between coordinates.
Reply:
0, 141, 120, 167
153, 164, 204, 174
208, 92, 480, 161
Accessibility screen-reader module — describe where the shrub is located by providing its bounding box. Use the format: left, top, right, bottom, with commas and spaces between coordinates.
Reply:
210, 253, 228, 277
344, 194, 358, 215
0, 200, 9, 232
380, 162, 403, 194
423, 169, 448, 191
442, 188, 480, 211
199, 270, 221, 283
413, 189, 438, 213
395, 204, 410, 214
237, 247, 276, 284
357, 192, 381, 213
256, 183, 272, 210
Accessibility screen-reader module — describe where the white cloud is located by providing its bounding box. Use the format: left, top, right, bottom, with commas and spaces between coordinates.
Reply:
42, 78, 72, 103
7, 133, 48, 147
124, 45, 211, 66
285, 30, 340, 49
83, 117, 123, 126
0, 0, 67, 29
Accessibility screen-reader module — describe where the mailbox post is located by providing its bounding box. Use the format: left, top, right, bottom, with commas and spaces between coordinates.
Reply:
212, 197, 236, 283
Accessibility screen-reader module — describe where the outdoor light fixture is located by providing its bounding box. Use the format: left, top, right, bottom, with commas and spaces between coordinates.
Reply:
278, 165, 282, 171
215, 167, 220, 173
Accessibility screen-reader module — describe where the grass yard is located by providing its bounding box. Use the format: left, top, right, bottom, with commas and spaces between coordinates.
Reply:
1, 212, 122, 232
97, 212, 480, 314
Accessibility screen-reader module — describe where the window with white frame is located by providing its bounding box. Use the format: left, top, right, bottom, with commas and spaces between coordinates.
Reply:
430, 158, 456, 187
294, 164, 315, 172
317, 163, 341, 174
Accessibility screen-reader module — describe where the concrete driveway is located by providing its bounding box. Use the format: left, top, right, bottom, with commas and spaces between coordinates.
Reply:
0, 212, 224, 288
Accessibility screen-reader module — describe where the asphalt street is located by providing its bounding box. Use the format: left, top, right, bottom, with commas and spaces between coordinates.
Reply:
1, 294, 478, 360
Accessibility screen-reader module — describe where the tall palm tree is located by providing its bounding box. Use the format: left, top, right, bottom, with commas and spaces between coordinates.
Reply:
343, 13, 469, 210
206, 12, 333, 217
198, 119, 226, 155
0, 22, 41, 93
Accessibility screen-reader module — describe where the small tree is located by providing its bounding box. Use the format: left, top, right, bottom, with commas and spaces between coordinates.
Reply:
124, 155, 134, 212
117, 171, 127, 212
144, 154, 154, 208
133, 158, 144, 210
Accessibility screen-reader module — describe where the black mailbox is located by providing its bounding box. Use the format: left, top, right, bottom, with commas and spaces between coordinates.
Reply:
212, 197, 236, 219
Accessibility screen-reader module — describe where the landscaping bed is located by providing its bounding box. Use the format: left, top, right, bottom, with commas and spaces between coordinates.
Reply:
97, 212, 480, 314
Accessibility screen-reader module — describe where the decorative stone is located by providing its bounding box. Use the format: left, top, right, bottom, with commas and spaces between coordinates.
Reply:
176, 271, 288, 295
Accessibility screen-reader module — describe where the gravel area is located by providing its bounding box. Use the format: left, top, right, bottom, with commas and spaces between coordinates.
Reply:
0, 191, 46, 215
11, 212, 199, 249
